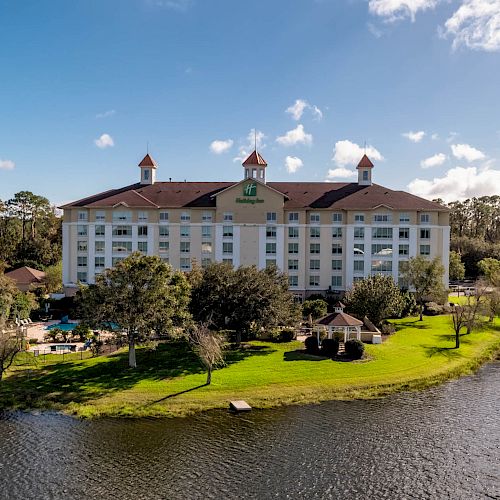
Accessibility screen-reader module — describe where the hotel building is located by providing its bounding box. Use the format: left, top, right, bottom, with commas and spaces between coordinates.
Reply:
61, 151, 450, 299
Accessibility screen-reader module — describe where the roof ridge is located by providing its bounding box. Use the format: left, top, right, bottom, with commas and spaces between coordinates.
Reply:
130, 189, 159, 207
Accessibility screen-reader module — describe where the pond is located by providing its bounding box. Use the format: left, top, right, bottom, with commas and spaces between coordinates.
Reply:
0, 362, 499, 499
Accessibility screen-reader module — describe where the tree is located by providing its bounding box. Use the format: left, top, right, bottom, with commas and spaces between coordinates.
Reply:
43, 261, 63, 293
189, 323, 225, 385
449, 251, 465, 281
76, 253, 191, 368
401, 256, 445, 321
302, 299, 328, 320
450, 305, 468, 349
0, 330, 22, 381
11, 291, 38, 320
478, 258, 500, 286
344, 275, 403, 326
0, 275, 18, 322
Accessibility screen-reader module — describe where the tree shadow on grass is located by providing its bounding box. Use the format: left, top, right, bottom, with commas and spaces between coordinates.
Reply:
284, 350, 328, 362
395, 320, 431, 331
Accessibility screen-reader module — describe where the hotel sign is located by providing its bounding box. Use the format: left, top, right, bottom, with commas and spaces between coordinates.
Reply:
236, 182, 264, 204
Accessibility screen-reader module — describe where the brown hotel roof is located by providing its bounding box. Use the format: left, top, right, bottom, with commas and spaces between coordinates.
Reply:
61, 181, 447, 211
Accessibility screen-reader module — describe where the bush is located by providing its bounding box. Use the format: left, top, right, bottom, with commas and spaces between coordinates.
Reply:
321, 338, 339, 357
279, 328, 295, 342
380, 323, 396, 335
400, 291, 418, 317
304, 336, 320, 354
345, 339, 364, 359
424, 302, 444, 316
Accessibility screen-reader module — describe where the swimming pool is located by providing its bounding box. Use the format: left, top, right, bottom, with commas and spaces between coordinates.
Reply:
45, 323, 78, 331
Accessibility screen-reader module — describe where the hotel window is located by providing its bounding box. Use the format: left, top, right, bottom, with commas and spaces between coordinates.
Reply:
112, 225, 132, 237
222, 258, 233, 265
95, 241, 105, 253
332, 227, 342, 239
77, 272, 88, 283
362, 171, 369, 181
288, 227, 299, 238
77, 256, 87, 267
310, 243, 320, 254
159, 211, 169, 222
180, 258, 191, 270
95, 210, 106, 221
332, 213, 342, 223
138, 211, 148, 222
245, 168, 249, 179
399, 213, 410, 223
77, 225, 88, 236
113, 211, 131, 222
160, 257, 169, 264
159, 241, 169, 253
310, 227, 321, 238
420, 229, 431, 239
372, 243, 393, 256
372, 260, 393, 272
266, 259, 276, 269
266, 243, 277, 255
77, 241, 87, 252
266, 212, 277, 223
354, 227, 364, 239
223, 242, 233, 254
112, 241, 132, 253
138, 225, 148, 237
252, 168, 257, 178
180, 241, 191, 253
202, 212, 212, 222
202, 226, 212, 239
143, 169, 150, 181
310, 259, 320, 270
201, 257, 211, 268
266, 226, 277, 238
288, 243, 299, 254
310, 213, 320, 224
331, 259, 342, 271
180, 226, 190, 238
420, 213, 430, 224
399, 228, 409, 239
112, 257, 124, 266
288, 259, 299, 270
180, 211, 191, 222
288, 212, 299, 224
373, 214, 392, 223
223, 225, 233, 238
331, 243, 342, 255
399, 244, 409, 256
159, 225, 170, 237
331, 275, 342, 288
354, 243, 365, 256
95, 257, 105, 268
201, 242, 212, 254
420, 244, 431, 256
354, 214, 365, 223
138, 241, 148, 253
309, 275, 320, 287
398, 261, 409, 273
353, 276, 363, 283
95, 225, 105, 237
223, 212, 233, 222
353, 260, 364, 272
289, 275, 298, 287
78, 211, 88, 221
372, 227, 393, 239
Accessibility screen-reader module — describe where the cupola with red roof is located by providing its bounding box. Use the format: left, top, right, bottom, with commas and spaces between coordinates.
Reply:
138, 153, 158, 185
242, 150, 268, 183
356, 154, 374, 186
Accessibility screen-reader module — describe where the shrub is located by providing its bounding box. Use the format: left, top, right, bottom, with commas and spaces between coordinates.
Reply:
317, 329, 327, 341
304, 336, 320, 354
380, 323, 396, 335
424, 302, 444, 316
279, 328, 295, 342
400, 291, 418, 317
321, 338, 339, 357
345, 339, 364, 359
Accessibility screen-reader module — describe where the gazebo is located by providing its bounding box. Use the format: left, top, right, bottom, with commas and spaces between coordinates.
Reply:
315, 302, 363, 343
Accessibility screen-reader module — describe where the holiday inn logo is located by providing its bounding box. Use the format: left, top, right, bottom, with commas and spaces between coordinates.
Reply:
236, 181, 263, 204
243, 182, 257, 196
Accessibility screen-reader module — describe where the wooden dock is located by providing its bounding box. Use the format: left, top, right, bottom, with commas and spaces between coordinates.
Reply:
229, 400, 252, 412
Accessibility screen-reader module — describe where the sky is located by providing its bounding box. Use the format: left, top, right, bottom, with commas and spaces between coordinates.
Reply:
0, 0, 499, 205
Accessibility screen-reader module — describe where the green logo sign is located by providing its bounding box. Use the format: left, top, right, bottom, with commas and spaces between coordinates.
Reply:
243, 182, 257, 196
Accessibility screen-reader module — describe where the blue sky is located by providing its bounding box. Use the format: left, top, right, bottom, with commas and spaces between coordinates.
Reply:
0, 0, 499, 205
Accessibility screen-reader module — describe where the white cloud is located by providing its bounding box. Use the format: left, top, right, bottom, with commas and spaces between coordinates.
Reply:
276, 124, 313, 146
285, 99, 323, 120
431, 133, 439, 140
332, 139, 383, 167
209, 139, 233, 154
233, 129, 266, 162
96, 110, 116, 119
368, 0, 439, 21
402, 130, 425, 142
447, 131, 459, 143
0, 159, 15, 170
408, 165, 500, 201
442, 0, 500, 52
94, 133, 114, 149
326, 167, 357, 179
451, 143, 486, 161
284, 156, 303, 173
420, 153, 447, 168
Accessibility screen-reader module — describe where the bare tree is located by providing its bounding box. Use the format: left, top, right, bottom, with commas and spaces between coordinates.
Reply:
189, 324, 225, 385
0, 330, 22, 381
450, 305, 468, 349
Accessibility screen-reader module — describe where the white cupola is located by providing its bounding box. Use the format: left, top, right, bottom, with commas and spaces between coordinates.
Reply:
138, 153, 158, 185
242, 150, 268, 183
356, 154, 374, 186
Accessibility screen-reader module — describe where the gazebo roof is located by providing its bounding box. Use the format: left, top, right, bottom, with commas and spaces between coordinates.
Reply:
317, 312, 363, 327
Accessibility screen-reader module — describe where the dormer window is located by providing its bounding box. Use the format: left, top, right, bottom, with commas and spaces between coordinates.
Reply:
143, 169, 150, 181
363, 170, 368, 181
252, 168, 257, 178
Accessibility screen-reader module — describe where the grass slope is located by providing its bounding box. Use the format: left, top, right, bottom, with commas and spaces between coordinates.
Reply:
1, 315, 499, 418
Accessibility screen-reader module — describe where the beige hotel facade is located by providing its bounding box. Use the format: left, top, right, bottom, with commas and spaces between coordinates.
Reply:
61, 151, 450, 299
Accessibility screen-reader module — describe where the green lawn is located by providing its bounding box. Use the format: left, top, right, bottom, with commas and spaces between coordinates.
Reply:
1, 315, 499, 418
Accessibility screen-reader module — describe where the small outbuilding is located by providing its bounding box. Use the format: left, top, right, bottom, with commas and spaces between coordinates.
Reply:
4, 266, 46, 292
316, 302, 363, 343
